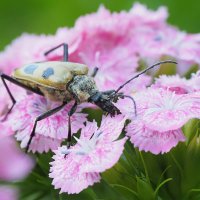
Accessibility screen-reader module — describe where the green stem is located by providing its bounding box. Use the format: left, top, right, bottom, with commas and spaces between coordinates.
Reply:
111, 184, 138, 198
154, 178, 173, 196
170, 152, 183, 178
139, 151, 150, 185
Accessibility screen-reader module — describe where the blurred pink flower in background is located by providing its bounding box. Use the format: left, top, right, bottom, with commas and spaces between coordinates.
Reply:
0, 186, 18, 200
50, 116, 126, 194
0, 137, 34, 181
153, 75, 192, 94
189, 70, 200, 91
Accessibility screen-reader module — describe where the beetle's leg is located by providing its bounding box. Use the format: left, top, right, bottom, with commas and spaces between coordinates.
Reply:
0, 73, 44, 121
0, 73, 16, 120
91, 67, 99, 78
44, 43, 68, 62
0, 73, 43, 96
67, 101, 78, 148
25, 102, 67, 153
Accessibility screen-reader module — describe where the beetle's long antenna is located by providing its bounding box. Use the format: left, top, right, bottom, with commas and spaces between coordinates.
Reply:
115, 60, 177, 93
119, 94, 137, 117
44, 43, 68, 62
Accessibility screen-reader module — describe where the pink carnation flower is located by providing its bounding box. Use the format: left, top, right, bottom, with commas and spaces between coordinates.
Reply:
177, 34, 200, 65
189, 70, 200, 92
125, 88, 195, 154
0, 123, 13, 139
185, 92, 200, 119
0, 34, 54, 75
129, 3, 168, 26
50, 116, 127, 194
50, 149, 101, 194
131, 26, 181, 59
68, 5, 141, 91
0, 186, 18, 200
70, 30, 139, 91
153, 74, 192, 94
0, 137, 34, 181
7, 94, 87, 153
126, 119, 185, 154
136, 88, 194, 132
0, 28, 80, 75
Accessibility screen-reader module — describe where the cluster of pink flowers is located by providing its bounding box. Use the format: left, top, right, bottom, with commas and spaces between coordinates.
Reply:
0, 3, 200, 194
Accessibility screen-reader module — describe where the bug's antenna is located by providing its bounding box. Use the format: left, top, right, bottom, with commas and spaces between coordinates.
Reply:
121, 94, 137, 117
115, 60, 177, 93
44, 43, 68, 62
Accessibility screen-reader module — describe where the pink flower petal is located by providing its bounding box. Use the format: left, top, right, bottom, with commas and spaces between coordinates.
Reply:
15, 129, 62, 153
49, 149, 100, 194
81, 137, 127, 173
126, 119, 185, 154
153, 74, 192, 94
6, 94, 88, 153
135, 88, 194, 131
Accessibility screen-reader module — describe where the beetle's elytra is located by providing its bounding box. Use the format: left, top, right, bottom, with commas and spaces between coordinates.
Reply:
13, 61, 91, 102
0, 43, 177, 152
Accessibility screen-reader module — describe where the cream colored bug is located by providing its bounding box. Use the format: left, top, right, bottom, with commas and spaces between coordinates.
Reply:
0, 43, 177, 152
14, 61, 89, 102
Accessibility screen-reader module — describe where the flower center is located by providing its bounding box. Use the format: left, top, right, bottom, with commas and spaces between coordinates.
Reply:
61, 131, 103, 156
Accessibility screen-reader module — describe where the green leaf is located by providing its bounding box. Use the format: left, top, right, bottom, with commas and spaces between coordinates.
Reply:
92, 180, 126, 200
183, 119, 200, 145
154, 56, 177, 77
136, 177, 155, 200
154, 178, 173, 197
111, 184, 138, 200
184, 65, 199, 79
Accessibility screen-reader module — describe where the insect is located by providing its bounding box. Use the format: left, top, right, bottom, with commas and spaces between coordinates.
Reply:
0, 43, 177, 152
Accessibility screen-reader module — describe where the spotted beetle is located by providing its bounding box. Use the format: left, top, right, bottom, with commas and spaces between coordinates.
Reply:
0, 43, 177, 152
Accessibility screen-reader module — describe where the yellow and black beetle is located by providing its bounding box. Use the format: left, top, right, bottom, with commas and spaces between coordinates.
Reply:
0, 43, 177, 152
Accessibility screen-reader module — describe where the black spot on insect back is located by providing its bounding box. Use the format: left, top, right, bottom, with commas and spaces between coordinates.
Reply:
42, 67, 54, 79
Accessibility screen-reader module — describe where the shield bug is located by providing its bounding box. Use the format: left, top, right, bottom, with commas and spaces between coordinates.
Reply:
0, 43, 177, 152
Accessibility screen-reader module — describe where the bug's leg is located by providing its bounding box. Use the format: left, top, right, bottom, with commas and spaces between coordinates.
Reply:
25, 102, 67, 153
0, 73, 16, 120
67, 101, 78, 148
0, 73, 44, 121
44, 43, 68, 62
0, 73, 43, 96
91, 67, 99, 78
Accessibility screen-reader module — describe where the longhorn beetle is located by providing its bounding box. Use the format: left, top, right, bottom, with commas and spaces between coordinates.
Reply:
0, 43, 177, 152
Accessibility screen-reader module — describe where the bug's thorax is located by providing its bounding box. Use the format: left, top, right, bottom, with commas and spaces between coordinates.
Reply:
68, 75, 98, 103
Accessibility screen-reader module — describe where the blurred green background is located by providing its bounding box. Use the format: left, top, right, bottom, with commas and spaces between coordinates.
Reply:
0, 0, 200, 51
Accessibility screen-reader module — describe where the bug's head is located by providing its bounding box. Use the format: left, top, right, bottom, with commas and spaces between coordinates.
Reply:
88, 90, 121, 117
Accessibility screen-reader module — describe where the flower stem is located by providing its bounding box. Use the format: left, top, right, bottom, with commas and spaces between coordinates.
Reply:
139, 151, 150, 185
